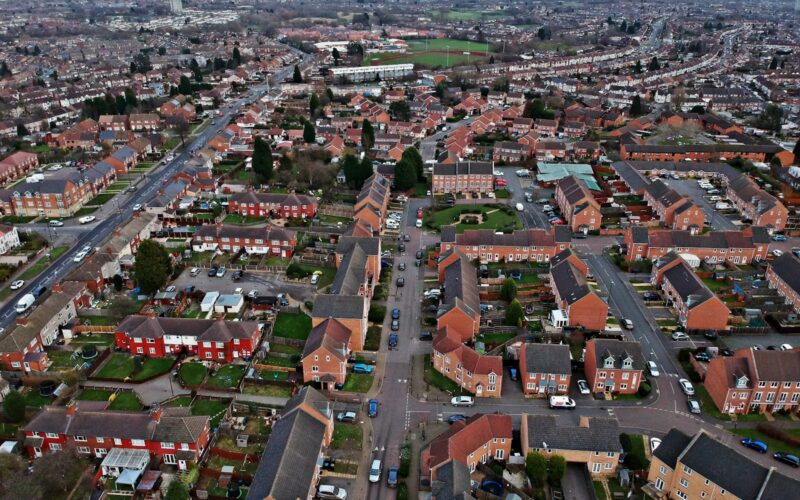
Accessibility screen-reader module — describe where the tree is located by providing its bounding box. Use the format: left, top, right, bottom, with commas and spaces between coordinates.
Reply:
279, 155, 293, 171
505, 299, 524, 327
232, 46, 242, 66
16, 123, 28, 137
357, 157, 374, 187
671, 86, 686, 111
769, 56, 778, 70
633, 59, 643, 73
0, 61, 11, 78
309, 92, 320, 115
332, 47, 341, 65
620, 20, 628, 32
169, 116, 191, 146
133, 240, 172, 295
500, 278, 517, 302
293, 65, 303, 83
389, 100, 411, 121
115, 94, 127, 115
342, 153, 361, 188
178, 75, 192, 95
2, 390, 25, 422
164, 480, 190, 500
793, 137, 800, 161
549, 455, 567, 486
158, 46, 167, 56
32, 446, 87, 496
303, 121, 316, 143
394, 157, 416, 190
124, 87, 138, 108
647, 56, 660, 71
522, 99, 553, 119
361, 119, 375, 151
629, 95, 645, 117
252, 136, 274, 182
754, 103, 783, 133
401, 147, 424, 181
690, 104, 705, 114
526, 451, 548, 487
113, 274, 124, 292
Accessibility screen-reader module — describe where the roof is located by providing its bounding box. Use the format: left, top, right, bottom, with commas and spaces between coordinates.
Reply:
449, 228, 569, 248
430, 459, 475, 500
550, 259, 592, 305
312, 294, 366, 319
768, 252, 800, 298
590, 338, 645, 370
302, 318, 351, 360
331, 245, 368, 296
433, 161, 493, 177
427, 413, 513, 471
229, 191, 317, 208
661, 259, 717, 309
749, 349, 800, 382
194, 224, 295, 243
524, 415, 621, 453
442, 253, 480, 318
537, 163, 599, 191
652, 428, 692, 468
432, 327, 501, 376
521, 343, 571, 375
116, 316, 258, 342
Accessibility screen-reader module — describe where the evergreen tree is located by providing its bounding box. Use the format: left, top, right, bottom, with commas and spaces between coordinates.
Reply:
500, 278, 517, 302
178, 75, 192, 95
357, 157, 374, 187
634, 60, 643, 73
303, 121, 316, 143
342, 153, 360, 187
2, 391, 25, 422
526, 451, 548, 487
0, 61, 11, 78
332, 48, 341, 65
124, 87, 138, 108
115, 94, 127, 114
361, 119, 375, 151
279, 155, 293, 171
400, 146, 424, 181
769, 56, 778, 70
16, 123, 28, 137
394, 157, 416, 190
133, 240, 173, 295
293, 65, 303, 83
252, 137, 274, 182
549, 455, 567, 486
647, 56, 660, 71
232, 46, 242, 66
630, 95, 645, 117
793, 137, 800, 161
309, 93, 320, 115
505, 299, 525, 327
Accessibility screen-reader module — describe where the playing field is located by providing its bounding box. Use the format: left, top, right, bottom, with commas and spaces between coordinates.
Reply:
362, 38, 494, 68
432, 9, 506, 21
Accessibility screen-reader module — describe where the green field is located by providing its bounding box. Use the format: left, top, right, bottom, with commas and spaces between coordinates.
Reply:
432, 9, 506, 21
363, 38, 494, 68
424, 204, 522, 233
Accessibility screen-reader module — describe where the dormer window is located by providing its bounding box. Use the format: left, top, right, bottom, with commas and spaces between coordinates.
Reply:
604, 356, 615, 369
736, 376, 749, 389
622, 357, 633, 369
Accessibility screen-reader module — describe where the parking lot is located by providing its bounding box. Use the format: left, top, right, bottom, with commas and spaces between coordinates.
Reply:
171, 267, 317, 303
665, 178, 740, 230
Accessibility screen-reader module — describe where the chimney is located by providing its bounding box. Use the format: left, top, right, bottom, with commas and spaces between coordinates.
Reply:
150, 407, 163, 423
66, 401, 78, 417
579, 416, 591, 429
52, 282, 63, 293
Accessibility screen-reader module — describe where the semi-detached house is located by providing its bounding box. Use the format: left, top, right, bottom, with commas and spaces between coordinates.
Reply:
549, 249, 607, 331
436, 250, 481, 342
432, 326, 502, 398
584, 338, 645, 395
518, 343, 572, 396
765, 252, 800, 313
228, 191, 317, 219
554, 175, 602, 233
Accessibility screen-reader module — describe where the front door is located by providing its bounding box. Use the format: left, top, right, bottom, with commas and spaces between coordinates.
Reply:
33, 447, 42, 458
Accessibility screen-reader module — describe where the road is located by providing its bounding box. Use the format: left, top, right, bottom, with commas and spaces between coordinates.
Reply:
0, 55, 305, 330
666, 178, 738, 231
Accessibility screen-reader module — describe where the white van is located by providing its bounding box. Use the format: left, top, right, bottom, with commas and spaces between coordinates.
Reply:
515, 203, 524, 211
549, 396, 576, 409
368, 459, 382, 483
15, 293, 35, 314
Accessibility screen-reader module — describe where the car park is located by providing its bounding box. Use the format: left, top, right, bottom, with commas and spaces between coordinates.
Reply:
316, 484, 348, 499
368, 459, 382, 483
741, 438, 768, 454
671, 331, 690, 341
352, 363, 374, 374
336, 411, 357, 423
678, 378, 695, 395
10, 280, 24, 290
773, 451, 800, 468
549, 396, 576, 409
451, 396, 474, 407
577, 379, 590, 395
647, 361, 660, 377
687, 399, 701, 414
368, 399, 379, 417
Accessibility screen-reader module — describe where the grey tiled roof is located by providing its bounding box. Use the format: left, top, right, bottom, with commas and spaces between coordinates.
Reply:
591, 339, 645, 370
550, 260, 590, 305
662, 260, 715, 309
652, 428, 692, 468
522, 343, 571, 375
312, 294, 366, 319
524, 415, 621, 453
768, 252, 800, 297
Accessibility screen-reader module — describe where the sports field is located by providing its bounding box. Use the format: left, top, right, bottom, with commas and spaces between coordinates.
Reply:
432, 9, 506, 21
362, 38, 494, 68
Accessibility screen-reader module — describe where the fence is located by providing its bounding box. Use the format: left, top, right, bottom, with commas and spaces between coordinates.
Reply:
83, 349, 112, 378
318, 203, 355, 218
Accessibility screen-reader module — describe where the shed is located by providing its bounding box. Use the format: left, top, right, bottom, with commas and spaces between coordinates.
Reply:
214, 294, 245, 314
201, 291, 220, 312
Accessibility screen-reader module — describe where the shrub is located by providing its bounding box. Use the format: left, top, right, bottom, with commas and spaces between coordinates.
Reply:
678, 348, 692, 363
304, 300, 314, 311
757, 423, 800, 447
2, 391, 25, 422
637, 381, 652, 397
619, 433, 633, 452
399, 443, 411, 477
285, 263, 311, 279
396, 482, 408, 500
368, 305, 386, 323
686, 365, 702, 383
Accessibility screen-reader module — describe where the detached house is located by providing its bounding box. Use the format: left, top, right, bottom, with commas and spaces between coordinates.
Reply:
432, 326, 502, 398
554, 176, 602, 233
584, 338, 645, 395
651, 252, 730, 331
301, 318, 352, 390
518, 343, 572, 396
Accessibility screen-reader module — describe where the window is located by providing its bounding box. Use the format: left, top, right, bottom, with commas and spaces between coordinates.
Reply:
598, 371, 606, 379
675, 490, 688, 500
77, 446, 90, 453
659, 466, 667, 475
163, 454, 177, 465
46, 433, 59, 439
162, 442, 175, 449
607, 452, 615, 457
682, 465, 693, 475
495, 449, 504, 459
75, 435, 87, 442
604, 463, 612, 470
592, 463, 601, 473
114, 438, 122, 445
131, 439, 146, 447
50, 443, 62, 451
655, 478, 664, 491
680, 478, 689, 488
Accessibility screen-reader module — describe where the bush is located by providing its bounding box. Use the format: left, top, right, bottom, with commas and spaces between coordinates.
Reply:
2, 391, 25, 422
285, 263, 311, 279
620, 433, 633, 452
304, 300, 314, 311
686, 365, 702, 383
396, 482, 408, 500
678, 348, 692, 363
368, 305, 386, 323
399, 442, 411, 477
757, 423, 800, 447
637, 381, 652, 397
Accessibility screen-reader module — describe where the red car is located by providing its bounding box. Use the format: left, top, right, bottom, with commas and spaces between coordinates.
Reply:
416, 208, 424, 218
495, 179, 507, 187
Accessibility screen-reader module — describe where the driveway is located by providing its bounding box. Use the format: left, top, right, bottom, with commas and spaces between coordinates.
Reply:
562, 463, 596, 500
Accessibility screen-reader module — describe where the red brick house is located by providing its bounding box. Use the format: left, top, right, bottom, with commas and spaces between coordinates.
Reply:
436, 250, 481, 342
766, 252, 800, 313
432, 161, 494, 195
0, 151, 39, 185
193, 224, 296, 258
554, 175, 602, 233
624, 226, 771, 264
129, 114, 161, 131
519, 343, 572, 396
114, 316, 262, 362
440, 226, 572, 264
24, 403, 210, 470
704, 348, 800, 415
301, 318, 351, 390
432, 326, 502, 398
651, 253, 729, 331
228, 191, 317, 219
584, 339, 645, 395
725, 175, 788, 231
642, 180, 705, 231
549, 250, 608, 331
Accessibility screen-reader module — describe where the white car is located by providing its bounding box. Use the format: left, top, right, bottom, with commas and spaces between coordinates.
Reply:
493, 169, 504, 176
542, 204, 553, 212
10, 280, 24, 290
132, 204, 143, 211
368, 459, 382, 483
671, 331, 690, 341
73, 250, 88, 263
577, 379, 591, 395
415, 219, 423, 228
310, 274, 320, 285
451, 395, 474, 407
780, 343, 793, 351
317, 484, 347, 500
48, 220, 64, 227
78, 215, 96, 224
515, 203, 524, 212
772, 249, 784, 257
678, 378, 695, 396
648, 361, 660, 377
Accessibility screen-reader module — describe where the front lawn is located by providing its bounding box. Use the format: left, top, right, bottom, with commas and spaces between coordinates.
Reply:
178, 362, 207, 386
87, 193, 117, 206
73, 206, 99, 218
272, 312, 312, 340
17, 246, 68, 280
423, 204, 522, 233
732, 428, 800, 456
77, 389, 143, 411
423, 354, 463, 393
342, 374, 374, 393
331, 423, 363, 449
222, 214, 267, 224
207, 364, 246, 389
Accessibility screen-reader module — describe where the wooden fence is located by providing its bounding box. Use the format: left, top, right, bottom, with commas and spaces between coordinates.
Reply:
318, 203, 355, 218
72, 325, 116, 334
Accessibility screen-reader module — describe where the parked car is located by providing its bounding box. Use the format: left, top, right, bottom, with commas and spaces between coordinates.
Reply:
642, 292, 661, 301
577, 379, 591, 395
720, 348, 734, 357
10, 280, 24, 290
190, 267, 201, 277
687, 399, 701, 414
671, 331, 690, 341
391, 308, 400, 319
416, 250, 424, 259
451, 396, 474, 407
216, 266, 227, 277
741, 438, 768, 454
316, 484, 348, 500
622, 318, 634, 330
78, 215, 96, 224
703, 331, 719, 340
336, 411, 357, 423
549, 396, 576, 410
387, 466, 399, 488
207, 267, 218, 277
515, 203, 524, 211
388, 333, 398, 348
772, 249, 784, 257
647, 361, 660, 377
396, 277, 405, 287
232, 270, 243, 281
368, 399, 379, 417
509, 270, 522, 280
310, 274, 320, 285
419, 331, 433, 341
508, 367, 519, 381
369, 459, 382, 483
678, 378, 695, 395
772, 234, 788, 242
780, 344, 794, 351
398, 262, 406, 271
448, 414, 467, 424
353, 363, 374, 374
48, 220, 64, 227
695, 351, 711, 362
773, 451, 800, 468
391, 319, 399, 331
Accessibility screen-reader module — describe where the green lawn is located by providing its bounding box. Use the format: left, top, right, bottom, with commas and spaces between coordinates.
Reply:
364, 325, 382, 351
331, 423, 363, 449
272, 312, 312, 340
93, 354, 173, 381
47, 350, 83, 371
0, 422, 18, 438
207, 364, 246, 389
424, 204, 522, 234
258, 370, 289, 381
702, 277, 729, 292
76, 388, 114, 401
342, 374, 374, 393
25, 390, 54, 408
519, 273, 543, 285
191, 399, 229, 427
16, 246, 68, 280
477, 332, 516, 344
363, 38, 494, 68
73, 206, 99, 218
222, 214, 267, 224
269, 343, 302, 355
77, 315, 118, 326
166, 396, 193, 407
179, 362, 207, 386
106, 181, 132, 191
732, 428, 800, 455
264, 355, 297, 368
86, 193, 117, 206
290, 263, 336, 289
694, 385, 730, 421
1, 215, 37, 224
242, 384, 294, 398
423, 354, 463, 393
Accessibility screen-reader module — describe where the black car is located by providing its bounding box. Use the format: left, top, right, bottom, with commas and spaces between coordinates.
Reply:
396, 277, 405, 287
207, 267, 218, 277
703, 331, 719, 340
695, 352, 711, 362
404, 234, 411, 242
415, 259, 422, 267
232, 270, 243, 281
642, 292, 661, 301
416, 250, 424, 259
419, 331, 433, 341
398, 243, 406, 253
773, 451, 800, 468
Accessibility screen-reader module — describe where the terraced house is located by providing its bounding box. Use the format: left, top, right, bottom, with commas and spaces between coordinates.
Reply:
301, 318, 352, 390
704, 348, 800, 415
436, 249, 481, 342
624, 226, 770, 264
192, 224, 297, 257
227, 191, 318, 219
440, 226, 572, 264
0, 151, 38, 185
114, 316, 262, 362
432, 161, 494, 195
353, 173, 391, 233
549, 250, 608, 331
554, 175, 602, 233
765, 252, 800, 313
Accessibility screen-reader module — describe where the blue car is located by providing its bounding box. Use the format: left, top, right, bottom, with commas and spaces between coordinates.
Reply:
448, 414, 467, 424
509, 270, 523, 280
368, 399, 379, 417
772, 235, 788, 242
392, 308, 400, 319
387, 466, 399, 487
741, 438, 768, 453
352, 363, 374, 374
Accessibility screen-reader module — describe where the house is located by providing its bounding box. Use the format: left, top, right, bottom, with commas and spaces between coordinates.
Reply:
440, 226, 572, 264
584, 338, 645, 395
129, 114, 161, 131
651, 253, 730, 331
554, 176, 602, 233
645, 429, 800, 499
98, 115, 129, 131
642, 180, 705, 231
521, 415, 622, 476
436, 250, 481, 342
493, 141, 530, 163
311, 294, 369, 352
725, 175, 788, 231
105, 146, 138, 174
518, 343, 572, 396
421, 413, 512, 481
549, 250, 608, 331
99, 212, 161, 267
301, 318, 352, 390
704, 348, 800, 415
353, 173, 391, 233
247, 387, 333, 500
0, 151, 39, 185
624, 226, 770, 264
330, 238, 380, 298
534, 118, 559, 136
228, 191, 317, 220
0, 224, 20, 254
0, 281, 91, 371
432, 326, 502, 398
24, 403, 210, 470
114, 316, 261, 362
193, 224, 297, 258
432, 161, 494, 195
765, 252, 800, 314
